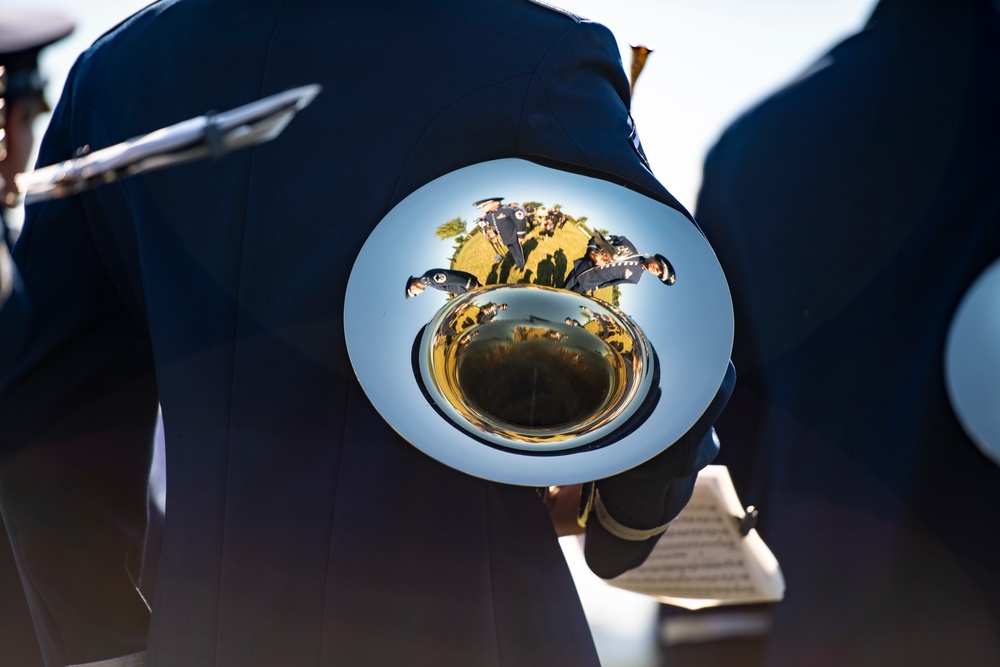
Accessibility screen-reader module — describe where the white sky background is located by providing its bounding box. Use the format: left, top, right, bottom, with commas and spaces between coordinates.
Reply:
556, 0, 879, 210
11, 1, 878, 665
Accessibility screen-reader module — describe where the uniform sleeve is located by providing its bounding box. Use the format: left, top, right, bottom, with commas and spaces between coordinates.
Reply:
586, 363, 735, 578
520, 18, 736, 579
518, 19, 691, 219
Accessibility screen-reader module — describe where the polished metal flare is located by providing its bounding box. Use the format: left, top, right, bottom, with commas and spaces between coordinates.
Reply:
343, 158, 734, 485
419, 285, 654, 452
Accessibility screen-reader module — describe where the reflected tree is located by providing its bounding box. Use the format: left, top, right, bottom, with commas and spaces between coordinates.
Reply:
436, 217, 467, 240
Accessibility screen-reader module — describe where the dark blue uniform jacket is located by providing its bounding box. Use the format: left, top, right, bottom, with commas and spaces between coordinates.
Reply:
695, 1, 1000, 664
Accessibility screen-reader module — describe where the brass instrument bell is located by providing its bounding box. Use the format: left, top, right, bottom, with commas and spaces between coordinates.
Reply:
345, 159, 733, 486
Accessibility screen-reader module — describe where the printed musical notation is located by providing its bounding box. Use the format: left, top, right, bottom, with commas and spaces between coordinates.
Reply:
599, 466, 785, 610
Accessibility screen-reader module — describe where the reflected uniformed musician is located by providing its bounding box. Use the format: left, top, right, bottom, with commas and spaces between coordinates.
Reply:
476, 301, 507, 323
474, 196, 527, 269
564, 234, 675, 294
405, 268, 481, 298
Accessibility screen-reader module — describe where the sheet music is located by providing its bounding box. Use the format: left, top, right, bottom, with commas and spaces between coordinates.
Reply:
598, 465, 784, 610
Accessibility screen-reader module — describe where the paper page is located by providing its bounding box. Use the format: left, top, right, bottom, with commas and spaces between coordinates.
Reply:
600, 465, 784, 610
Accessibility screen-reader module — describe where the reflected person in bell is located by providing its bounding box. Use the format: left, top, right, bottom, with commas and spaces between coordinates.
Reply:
474, 196, 527, 269
476, 301, 507, 324
564, 234, 674, 294
405, 268, 480, 299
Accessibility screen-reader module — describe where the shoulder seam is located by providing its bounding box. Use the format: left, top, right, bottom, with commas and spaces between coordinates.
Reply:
91, 0, 164, 45
517, 20, 596, 166
524, 0, 583, 22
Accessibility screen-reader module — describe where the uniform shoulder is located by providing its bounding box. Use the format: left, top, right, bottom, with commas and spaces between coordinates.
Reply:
69, 0, 175, 91
524, 0, 585, 22
85, 0, 171, 56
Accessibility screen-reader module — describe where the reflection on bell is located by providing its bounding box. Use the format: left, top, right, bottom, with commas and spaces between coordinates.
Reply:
345, 158, 733, 485
418, 284, 655, 453
457, 329, 615, 429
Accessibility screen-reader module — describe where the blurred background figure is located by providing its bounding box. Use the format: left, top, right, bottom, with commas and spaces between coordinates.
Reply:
0, 9, 74, 246
675, 0, 1000, 665
0, 9, 74, 667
